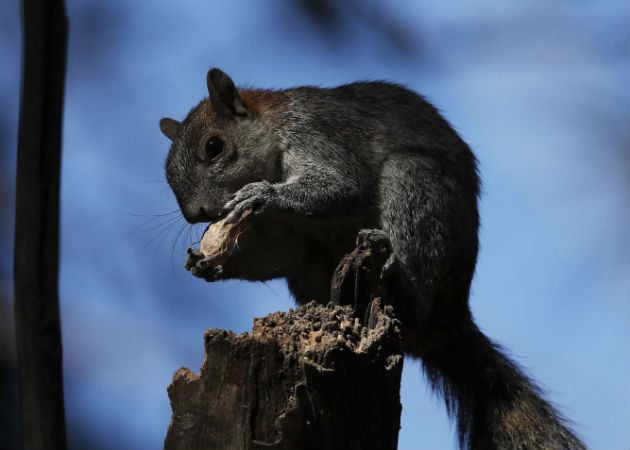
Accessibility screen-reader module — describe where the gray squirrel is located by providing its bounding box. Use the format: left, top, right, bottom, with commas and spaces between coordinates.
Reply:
160, 68, 586, 450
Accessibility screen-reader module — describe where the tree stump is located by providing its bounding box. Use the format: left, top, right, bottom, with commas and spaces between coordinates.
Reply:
165, 214, 404, 450
164, 302, 402, 450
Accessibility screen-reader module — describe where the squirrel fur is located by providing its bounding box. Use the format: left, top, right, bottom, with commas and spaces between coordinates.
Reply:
160, 68, 586, 450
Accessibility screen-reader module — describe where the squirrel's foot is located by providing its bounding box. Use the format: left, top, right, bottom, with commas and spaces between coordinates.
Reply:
356, 229, 397, 280
185, 248, 224, 281
356, 228, 391, 252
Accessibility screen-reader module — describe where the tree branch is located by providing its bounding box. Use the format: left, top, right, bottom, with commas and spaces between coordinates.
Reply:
14, 1, 68, 448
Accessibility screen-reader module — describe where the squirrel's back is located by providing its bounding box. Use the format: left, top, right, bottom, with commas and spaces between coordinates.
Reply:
241, 81, 479, 198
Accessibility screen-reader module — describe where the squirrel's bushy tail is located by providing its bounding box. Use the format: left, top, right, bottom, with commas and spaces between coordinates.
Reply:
421, 322, 586, 450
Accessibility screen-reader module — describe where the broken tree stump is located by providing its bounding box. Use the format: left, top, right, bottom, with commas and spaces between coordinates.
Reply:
166, 211, 404, 449
164, 302, 402, 450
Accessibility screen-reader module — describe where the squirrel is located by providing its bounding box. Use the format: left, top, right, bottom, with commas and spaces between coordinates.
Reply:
159, 68, 586, 450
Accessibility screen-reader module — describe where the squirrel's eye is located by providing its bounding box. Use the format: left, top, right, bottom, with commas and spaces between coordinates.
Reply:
204, 136, 224, 161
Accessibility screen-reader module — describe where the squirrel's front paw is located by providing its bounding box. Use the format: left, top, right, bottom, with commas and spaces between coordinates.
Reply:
185, 248, 224, 281
222, 181, 275, 223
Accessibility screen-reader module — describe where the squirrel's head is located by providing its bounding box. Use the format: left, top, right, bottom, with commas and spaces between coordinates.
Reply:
160, 68, 280, 223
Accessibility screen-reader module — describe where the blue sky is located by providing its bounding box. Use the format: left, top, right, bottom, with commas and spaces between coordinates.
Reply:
1, 0, 629, 448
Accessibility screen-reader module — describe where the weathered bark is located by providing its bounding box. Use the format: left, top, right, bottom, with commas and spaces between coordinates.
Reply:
14, 1, 68, 449
164, 301, 403, 450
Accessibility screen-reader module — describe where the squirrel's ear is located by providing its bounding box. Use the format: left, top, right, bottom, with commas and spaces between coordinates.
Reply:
206, 68, 250, 118
159, 118, 181, 141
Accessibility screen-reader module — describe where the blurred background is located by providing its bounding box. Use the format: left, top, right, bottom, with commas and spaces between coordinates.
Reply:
1, 0, 628, 448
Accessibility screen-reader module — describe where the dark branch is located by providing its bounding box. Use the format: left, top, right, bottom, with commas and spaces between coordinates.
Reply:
14, 0, 68, 448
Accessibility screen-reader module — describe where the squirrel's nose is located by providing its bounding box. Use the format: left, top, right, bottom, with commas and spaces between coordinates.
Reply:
182, 204, 215, 224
